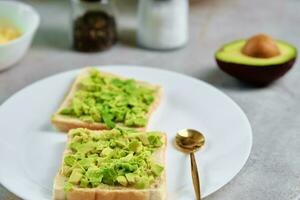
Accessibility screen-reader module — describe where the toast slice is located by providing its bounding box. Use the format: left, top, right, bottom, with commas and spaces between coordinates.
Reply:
53, 128, 167, 200
52, 67, 162, 132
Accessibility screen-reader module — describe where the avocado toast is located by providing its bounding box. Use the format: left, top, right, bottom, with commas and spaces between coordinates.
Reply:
53, 128, 167, 200
52, 67, 162, 132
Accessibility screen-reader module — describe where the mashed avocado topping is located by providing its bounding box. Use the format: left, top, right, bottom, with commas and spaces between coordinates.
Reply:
61, 128, 164, 191
60, 69, 157, 128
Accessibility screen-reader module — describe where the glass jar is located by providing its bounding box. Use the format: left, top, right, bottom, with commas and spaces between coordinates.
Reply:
137, 0, 189, 50
70, 0, 117, 52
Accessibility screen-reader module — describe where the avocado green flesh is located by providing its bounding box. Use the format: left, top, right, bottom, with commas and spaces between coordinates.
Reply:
59, 68, 157, 128
215, 40, 297, 66
61, 128, 164, 192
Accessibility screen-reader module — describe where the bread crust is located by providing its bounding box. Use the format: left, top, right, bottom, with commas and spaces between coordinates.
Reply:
51, 67, 162, 133
53, 130, 167, 200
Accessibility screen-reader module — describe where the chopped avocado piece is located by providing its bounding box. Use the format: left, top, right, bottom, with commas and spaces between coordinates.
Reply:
121, 153, 133, 162
72, 98, 84, 116
62, 128, 165, 190
117, 176, 128, 186
80, 177, 89, 188
60, 107, 73, 115
125, 112, 147, 127
118, 162, 138, 172
64, 182, 73, 192
151, 163, 164, 176
69, 169, 83, 184
64, 155, 77, 166
101, 167, 117, 185
86, 167, 103, 187
136, 177, 150, 189
125, 173, 136, 184
72, 141, 96, 154
137, 134, 150, 146
128, 140, 142, 153
101, 147, 114, 156
215, 40, 297, 66
148, 133, 163, 147
115, 138, 128, 147
59, 68, 158, 128
60, 166, 72, 177
78, 157, 95, 169
134, 117, 147, 127
102, 111, 115, 129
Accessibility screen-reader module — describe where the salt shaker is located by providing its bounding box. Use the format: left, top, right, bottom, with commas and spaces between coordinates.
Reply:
137, 0, 189, 50
70, 0, 117, 52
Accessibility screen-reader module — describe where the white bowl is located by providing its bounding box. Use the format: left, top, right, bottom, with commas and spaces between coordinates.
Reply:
0, 1, 40, 71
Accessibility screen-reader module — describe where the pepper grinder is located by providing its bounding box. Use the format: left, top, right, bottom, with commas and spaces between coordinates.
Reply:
137, 0, 189, 50
70, 0, 117, 52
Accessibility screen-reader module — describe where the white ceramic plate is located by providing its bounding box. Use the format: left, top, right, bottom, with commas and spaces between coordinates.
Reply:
0, 66, 252, 200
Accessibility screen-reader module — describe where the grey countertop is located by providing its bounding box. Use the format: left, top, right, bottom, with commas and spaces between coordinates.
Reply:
1, 0, 300, 199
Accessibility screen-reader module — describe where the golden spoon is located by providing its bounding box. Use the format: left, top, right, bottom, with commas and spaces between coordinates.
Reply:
175, 129, 205, 200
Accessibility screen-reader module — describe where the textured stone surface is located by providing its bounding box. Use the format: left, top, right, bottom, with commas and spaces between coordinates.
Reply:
1, 0, 300, 199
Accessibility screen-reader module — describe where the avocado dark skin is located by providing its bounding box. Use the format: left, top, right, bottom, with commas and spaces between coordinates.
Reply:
216, 58, 296, 86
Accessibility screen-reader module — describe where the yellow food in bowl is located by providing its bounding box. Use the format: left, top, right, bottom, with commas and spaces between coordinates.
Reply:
0, 26, 21, 45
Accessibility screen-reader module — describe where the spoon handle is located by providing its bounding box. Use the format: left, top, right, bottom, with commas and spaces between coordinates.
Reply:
190, 152, 201, 200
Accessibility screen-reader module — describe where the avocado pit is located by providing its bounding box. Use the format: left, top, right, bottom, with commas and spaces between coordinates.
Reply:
242, 34, 281, 58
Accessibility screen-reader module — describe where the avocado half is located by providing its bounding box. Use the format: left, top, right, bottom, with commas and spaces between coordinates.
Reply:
215, 40, 297, 86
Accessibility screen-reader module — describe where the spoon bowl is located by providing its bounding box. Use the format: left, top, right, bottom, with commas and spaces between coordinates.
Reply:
175, 129, 205, 153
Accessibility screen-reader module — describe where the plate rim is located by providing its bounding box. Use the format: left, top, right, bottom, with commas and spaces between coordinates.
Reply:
0, 65, 253, 199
